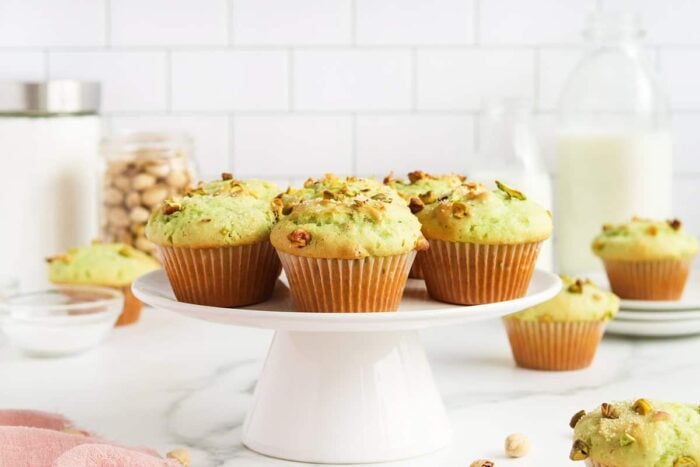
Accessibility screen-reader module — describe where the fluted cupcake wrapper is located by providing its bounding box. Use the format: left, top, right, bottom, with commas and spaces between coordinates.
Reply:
421, 240, 542, 305
158, 242, 281, 308
603, 259, 691, 300
408, 251, 425, 279
277, 251, 416, 312
503, 319, 605, 371
116, 285, 143, 326
586, 460, 611, 467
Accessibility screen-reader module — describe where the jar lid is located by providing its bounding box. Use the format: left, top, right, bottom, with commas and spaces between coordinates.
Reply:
0, 80, 100, 115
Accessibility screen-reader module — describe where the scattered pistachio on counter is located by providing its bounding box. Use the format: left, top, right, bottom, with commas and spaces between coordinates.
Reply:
504, 433, 530, 458
470, 460, 495, 467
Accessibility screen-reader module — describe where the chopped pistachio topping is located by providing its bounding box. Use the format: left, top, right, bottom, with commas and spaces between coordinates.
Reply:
620, 433, 636, 447
408, 197, 424, 214
570, 410, 586, 429
496, 180, 526, 200
601, 403, 620, 419
570, 439, 590, 461
633, 398, 654, 416
288, 228, 311, 248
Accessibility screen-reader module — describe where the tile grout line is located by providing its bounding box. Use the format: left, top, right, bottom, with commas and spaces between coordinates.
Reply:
43, 48, 50, 81
410, 47, 418, 112
104, 0, 111, 47
288, 49, 294, 111
351, 113, 358, 175
351, 0, 357, 46
533, 47, 540, 112
473, 0, 480, 45
473, 111, 479, 157
229, 114, 236, 173
228, 0, 235, 46
166, 49, 172, 113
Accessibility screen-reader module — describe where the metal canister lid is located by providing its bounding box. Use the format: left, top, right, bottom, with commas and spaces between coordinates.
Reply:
0, 80, 100, 115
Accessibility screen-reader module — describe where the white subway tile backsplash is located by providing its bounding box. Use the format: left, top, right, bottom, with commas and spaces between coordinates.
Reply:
0, 0, 696, 232
171, 51, 288, 111
0, 0, 105, 47
111, 0, 227, 46
417, 49, 534, 110
233, 115, 353, 177
49, 51, 167, 112
671, 113, 700, 175
0, 52, 45, 80
479, 0, 593, 45
603, 0, 700, 45
537, 48, 582, 111
294, 50, 412, 111
674, 176, 700, 236
356, 0, 473, 45
660, 48, 700, 111
232, 0, 352, 45
108, 115, 231, 179
356, 115, 473, 175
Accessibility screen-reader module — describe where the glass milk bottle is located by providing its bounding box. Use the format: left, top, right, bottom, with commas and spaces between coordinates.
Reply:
556, 12, 672, 274
471, 98, 553, 271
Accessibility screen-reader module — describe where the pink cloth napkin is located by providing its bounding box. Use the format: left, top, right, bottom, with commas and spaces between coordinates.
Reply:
0, 410, 187, 467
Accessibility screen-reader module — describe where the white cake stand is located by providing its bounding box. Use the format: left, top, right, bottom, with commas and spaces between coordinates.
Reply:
133, 270, 560, 464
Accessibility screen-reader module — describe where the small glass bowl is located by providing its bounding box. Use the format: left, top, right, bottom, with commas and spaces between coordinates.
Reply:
0, 285, 124, 357
0, 275, 18, 299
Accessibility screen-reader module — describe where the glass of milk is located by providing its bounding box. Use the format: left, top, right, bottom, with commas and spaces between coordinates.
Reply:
471, 97, 553, 271
556, 11, 672, 274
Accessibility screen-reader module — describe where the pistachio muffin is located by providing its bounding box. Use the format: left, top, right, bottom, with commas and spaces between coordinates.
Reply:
383, 170, 466, 204
198, 173, 282, 201
47, 242, 160, 325
384, 170, 466, 279
569, 399, 700, 466
146, 173, 281, 307
415, 180, 552, 305
592, 218, 698, 300
274, 174, 404, 215
503, 275, 618, 371
271, 186, 428, 312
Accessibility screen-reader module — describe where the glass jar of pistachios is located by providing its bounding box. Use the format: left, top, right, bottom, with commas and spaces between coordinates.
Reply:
100, 132, 196, 256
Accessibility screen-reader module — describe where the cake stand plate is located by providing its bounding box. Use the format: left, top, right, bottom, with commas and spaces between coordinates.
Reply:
134, 270, 560, 464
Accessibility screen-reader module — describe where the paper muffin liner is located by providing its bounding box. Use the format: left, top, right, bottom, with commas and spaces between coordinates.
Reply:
158, 242, 281, 308
503, 319, 606, 371
408, 252, 425, 279
115, 285, 143, 326
603, 259, 691, 300
277, 251, 416, 312
421, 240, 542, 305
586, 460, 611, 467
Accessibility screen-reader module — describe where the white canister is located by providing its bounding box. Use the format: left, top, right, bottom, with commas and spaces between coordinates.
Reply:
0, 81, 101, 289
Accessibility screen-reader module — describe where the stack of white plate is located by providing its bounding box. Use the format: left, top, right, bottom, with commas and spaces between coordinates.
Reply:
603, 273, 700, 337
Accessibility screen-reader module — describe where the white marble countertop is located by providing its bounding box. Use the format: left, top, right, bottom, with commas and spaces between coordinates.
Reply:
1, 306, 699, 466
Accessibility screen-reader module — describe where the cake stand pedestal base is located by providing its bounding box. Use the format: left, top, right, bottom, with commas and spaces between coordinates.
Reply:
242, 330, 452, 464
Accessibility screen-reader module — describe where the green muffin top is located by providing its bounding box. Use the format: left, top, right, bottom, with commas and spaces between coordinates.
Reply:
415, 181, 552, 245
592, 218, 699, 261
47, 242, 160, 287
200, 173, 281, 201
570, 399, 700, 466
274, 174, 404, 215
270, 195, 429, 259
146, 173, 279, 248
508, 275, 619, 323
383, 170, 466, 204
